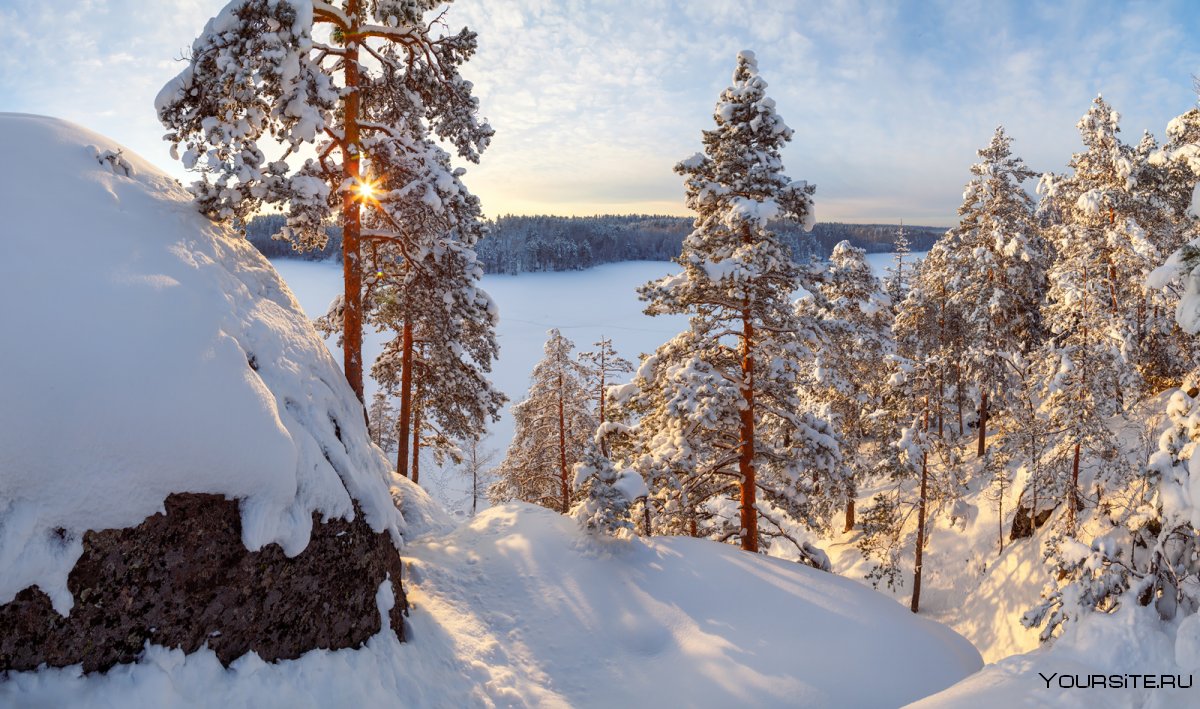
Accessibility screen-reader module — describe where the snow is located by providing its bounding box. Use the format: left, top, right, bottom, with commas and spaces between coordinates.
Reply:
0, 114, 403, 614
3, 502, 981, 707
910, 607, 1195, 708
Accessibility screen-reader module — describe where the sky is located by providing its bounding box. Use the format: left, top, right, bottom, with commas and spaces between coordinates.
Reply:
2, 0, 1199, 227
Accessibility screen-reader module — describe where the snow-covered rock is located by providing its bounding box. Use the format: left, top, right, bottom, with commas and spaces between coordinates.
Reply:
0, 113, 411, 671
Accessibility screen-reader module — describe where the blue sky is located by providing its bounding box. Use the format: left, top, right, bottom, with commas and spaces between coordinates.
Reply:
2, 0, 1199, 226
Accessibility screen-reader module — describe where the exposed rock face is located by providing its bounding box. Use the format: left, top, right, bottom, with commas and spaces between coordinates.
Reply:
0, 493, 407, 674
1009, 501, 1055, 541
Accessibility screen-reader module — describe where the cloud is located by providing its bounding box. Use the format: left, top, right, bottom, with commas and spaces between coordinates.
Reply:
2, 0, 1199, 225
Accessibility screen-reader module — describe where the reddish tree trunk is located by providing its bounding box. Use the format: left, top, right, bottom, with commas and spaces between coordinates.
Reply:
410, 380, 422, 486
739, 309, 759, 553
340, 1, 364, 404
911, 403, 930, 614
558, 372, 569, 514
843, 495, 855, 533
395, 320, 414, 478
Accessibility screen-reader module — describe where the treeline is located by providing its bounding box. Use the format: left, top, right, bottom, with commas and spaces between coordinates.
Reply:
244, 212, 941, 272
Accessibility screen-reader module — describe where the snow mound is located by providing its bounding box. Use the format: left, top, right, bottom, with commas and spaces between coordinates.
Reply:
2, 502, 981, 707
909, 606, 1194, 708
0, 114, 403, 614
404, 503, 981, 707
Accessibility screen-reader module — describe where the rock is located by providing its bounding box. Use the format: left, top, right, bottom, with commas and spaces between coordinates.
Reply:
0, 493, 407, 673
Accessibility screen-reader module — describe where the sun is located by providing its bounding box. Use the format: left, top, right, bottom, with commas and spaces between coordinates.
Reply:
354, 178, 380, 202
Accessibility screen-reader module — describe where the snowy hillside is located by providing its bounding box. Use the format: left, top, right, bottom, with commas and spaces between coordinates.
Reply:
4, 503, 982, 708
0, 113, 404, 613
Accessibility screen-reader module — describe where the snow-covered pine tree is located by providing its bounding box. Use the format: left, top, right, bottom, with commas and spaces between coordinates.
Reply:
368, 232, 507, 481
158, 0, 492, 402
578, 337, 634, 430
1025, 100, 1200, 643
492, 329, 596, 513
458, 435, 498, 517
885, 222, 913, 309
892, 238, 970, 440
800, 240, 894, 531
631, 51, 839, 556
571, 445, 647, 537
947, 127, 1046, 458
1036, 97, 1155, 534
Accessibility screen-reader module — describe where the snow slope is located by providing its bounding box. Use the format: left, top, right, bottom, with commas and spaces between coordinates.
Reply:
3, 502, 982, 708
909, 607, 1197, 708
0, 114, 403, 614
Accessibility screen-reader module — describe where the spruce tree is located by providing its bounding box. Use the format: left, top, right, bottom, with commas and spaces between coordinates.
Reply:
571, 445, 646, 536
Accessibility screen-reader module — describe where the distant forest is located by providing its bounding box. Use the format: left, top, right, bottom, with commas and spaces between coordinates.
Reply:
244, 214, 943, 274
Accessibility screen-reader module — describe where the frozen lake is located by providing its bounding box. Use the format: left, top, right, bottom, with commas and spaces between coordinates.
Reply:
271, 252, 923, 506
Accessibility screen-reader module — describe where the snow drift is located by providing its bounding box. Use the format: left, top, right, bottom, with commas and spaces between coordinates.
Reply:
3, 502, 983, 707
0, 113, 403, 614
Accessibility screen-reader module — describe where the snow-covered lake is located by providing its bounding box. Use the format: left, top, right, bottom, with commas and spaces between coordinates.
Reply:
271, 253, 922, 504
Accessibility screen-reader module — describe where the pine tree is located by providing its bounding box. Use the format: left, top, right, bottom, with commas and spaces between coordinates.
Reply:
627, 51, 838, 557
578, 337, 634, 433
368, 241, 507, 481
946, 127, 1046, 458
367, 390, 398, 453
158, 0, 492, 402
1025, 100, 1200, 643
492, 329, 596, 513
458, 435, 498, 517
799, 240, 894, 531
885, 222, 912, 309
1037, 97, 1153, 534
893, 239, 970, 441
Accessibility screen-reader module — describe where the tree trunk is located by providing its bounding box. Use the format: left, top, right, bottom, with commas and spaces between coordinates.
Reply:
395, 320, 414, 478
598, 365, 608, 456
998, 482, 1004, 556
739, 308, 759, 553
1068, 441, 1081, 536
472, 457, 478, 517
410, 380, 422, 486
911, 403, 930, 614
558, 372, 569, 514
340, 1, 364, 403
843, 495, 855, 533
956, 363, 965, 438
643, 500, 652, 537
977, 390, 988, 458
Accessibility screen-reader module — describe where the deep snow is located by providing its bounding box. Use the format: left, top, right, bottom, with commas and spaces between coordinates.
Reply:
3, 500, 983, 708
